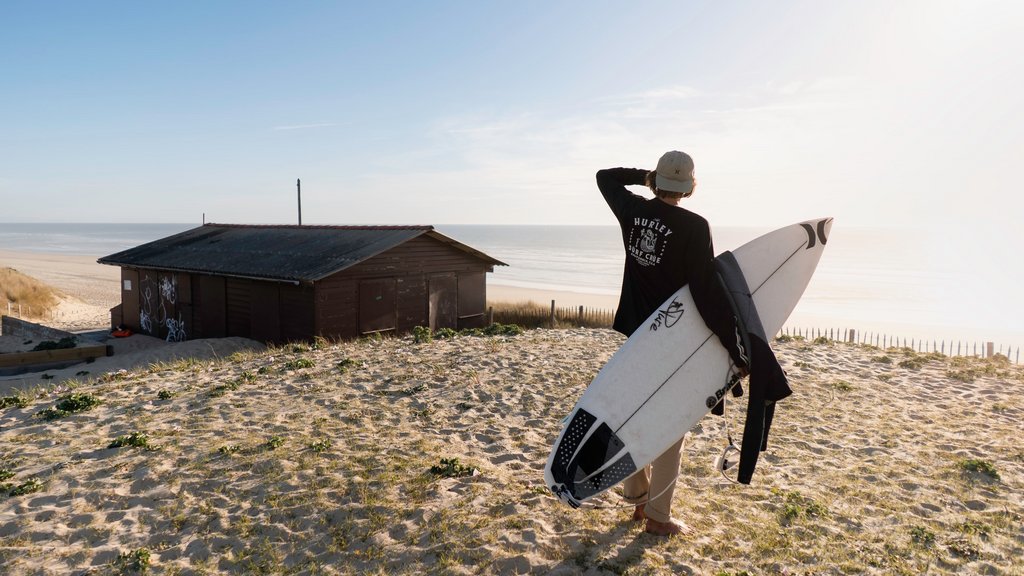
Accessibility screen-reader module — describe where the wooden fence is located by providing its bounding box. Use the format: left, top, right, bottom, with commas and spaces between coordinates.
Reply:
781, 326, 1020, 364
2, 300, 64, 324
488, 300, 615, 329
488, 300, 1021, 365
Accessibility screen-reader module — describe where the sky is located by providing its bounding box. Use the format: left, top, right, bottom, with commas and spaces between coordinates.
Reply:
2, 1, 1023, 236
2, 0, 1022, 343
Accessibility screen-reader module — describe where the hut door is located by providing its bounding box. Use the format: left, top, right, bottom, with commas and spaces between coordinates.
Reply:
199, 275, 227, 338
226, 278, 252, 339
359, 279, 397, 334
120, 269, 140, 332
429, 274, 457, 331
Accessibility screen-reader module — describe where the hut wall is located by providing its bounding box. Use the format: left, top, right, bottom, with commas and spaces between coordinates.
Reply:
114, 234, 493, 344
457, 272, 487, 329
225, 278, 253, 339
315, 236, 492, 339
280, 284, 316, 343
197, 275, 226, 338
117, 268, 195, 341
428, 273, 458, 331
189, 274, 314, 344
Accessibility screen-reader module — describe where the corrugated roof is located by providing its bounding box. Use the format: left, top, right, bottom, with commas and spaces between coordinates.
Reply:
97, 224, 506, 283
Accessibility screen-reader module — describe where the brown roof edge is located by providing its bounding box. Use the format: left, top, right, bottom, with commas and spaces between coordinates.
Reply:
425, 230, 507, 267
203, 222, 434, 231
96, 262, 306, 286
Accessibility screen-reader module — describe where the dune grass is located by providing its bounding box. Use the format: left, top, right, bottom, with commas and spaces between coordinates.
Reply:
488, 300, 615, 329
0, 267, 62, 318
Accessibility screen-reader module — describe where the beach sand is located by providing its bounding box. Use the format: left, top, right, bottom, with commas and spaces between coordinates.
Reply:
487, 285, 618, 311
0, 250, 121, 309
1, 250, 1022, 574
0, 331, 1021, 575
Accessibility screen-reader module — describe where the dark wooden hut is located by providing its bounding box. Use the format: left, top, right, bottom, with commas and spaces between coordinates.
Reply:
98, 224, 506, 343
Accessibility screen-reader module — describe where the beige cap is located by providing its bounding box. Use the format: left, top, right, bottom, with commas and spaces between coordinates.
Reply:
655, 150, 696, 194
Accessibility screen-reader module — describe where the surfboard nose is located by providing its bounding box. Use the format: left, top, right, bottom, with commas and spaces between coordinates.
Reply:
819, 217, 833, 242
800, 217, 833, 249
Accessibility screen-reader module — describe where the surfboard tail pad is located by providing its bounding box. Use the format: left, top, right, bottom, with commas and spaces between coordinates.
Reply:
548, 408, 638, 506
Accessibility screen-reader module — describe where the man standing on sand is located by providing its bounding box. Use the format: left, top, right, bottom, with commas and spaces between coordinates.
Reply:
597, 150, 749, 536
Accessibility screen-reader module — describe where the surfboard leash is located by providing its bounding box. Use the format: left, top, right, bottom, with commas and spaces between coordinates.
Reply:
713, 363, 745, 485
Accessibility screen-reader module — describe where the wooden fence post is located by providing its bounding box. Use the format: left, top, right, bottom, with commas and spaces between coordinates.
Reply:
550, 300, 556, 327
985, 342, 994, 358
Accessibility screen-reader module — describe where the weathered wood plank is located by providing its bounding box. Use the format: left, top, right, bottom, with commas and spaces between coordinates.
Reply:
0, 345, 113, 369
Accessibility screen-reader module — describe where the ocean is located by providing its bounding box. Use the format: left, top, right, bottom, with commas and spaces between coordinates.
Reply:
1, 222, 1021, 354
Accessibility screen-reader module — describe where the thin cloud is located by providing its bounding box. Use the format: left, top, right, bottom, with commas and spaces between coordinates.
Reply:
597, 85, 701, 106
272, 123, 336, 131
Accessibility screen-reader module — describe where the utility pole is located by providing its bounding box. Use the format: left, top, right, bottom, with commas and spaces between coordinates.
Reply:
297, 178, 302, 225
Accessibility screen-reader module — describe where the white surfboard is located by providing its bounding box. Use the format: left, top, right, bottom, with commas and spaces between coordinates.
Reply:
544, 218, 833, 506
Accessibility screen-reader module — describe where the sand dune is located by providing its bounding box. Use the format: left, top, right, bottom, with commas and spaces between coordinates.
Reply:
0, 330, 1021, 575
1, 251, 1021, 574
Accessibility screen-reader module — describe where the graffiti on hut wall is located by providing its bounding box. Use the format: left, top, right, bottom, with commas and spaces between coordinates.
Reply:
159, 275, 186, 342
165, 316, 187, 342
159, 276, 177, 305
140, 273, 188, 342
140, 277, 155, 334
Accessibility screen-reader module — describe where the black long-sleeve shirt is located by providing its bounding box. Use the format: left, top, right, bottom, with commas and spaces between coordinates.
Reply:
597, 167, 747, 367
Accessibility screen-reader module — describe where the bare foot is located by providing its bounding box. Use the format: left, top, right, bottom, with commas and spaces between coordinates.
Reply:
644, 517, 693, 537
631, 504, 645, 522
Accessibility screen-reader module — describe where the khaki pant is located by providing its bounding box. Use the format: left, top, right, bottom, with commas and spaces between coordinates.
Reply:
622, 435, 686, 523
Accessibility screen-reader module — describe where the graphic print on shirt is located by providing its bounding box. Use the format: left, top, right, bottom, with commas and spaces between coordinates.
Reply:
627, 217, 674, 267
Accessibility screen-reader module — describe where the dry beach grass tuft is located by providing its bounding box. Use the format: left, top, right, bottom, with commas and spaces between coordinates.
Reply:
0, 330, 1022, 575
0, 268, 62, 319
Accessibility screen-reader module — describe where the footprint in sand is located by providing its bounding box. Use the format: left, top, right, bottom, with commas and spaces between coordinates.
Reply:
962, 499, 987, 511
490, 453, 527, 466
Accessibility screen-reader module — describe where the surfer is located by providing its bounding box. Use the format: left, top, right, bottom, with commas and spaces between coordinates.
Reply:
597, 150, 750, 537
